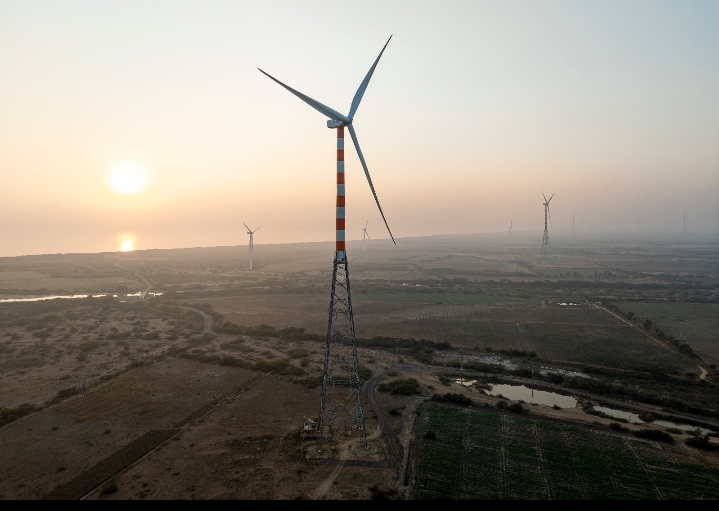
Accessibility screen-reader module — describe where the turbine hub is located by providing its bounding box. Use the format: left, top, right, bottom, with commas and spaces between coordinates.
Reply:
327, 119, 351, 129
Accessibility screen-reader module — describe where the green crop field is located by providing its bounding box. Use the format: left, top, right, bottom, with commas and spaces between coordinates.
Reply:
415, 404, 719, 500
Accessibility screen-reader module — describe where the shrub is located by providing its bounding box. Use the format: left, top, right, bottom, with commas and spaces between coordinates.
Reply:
378, 378, 421, 395
0, 403, 42, 428
609, 422, 628, 432
548, 373, 564, 384
496, 400, 508, 409
424, 430, 436, 440
634, 429, 673, 443
507, 402, 525, 414
431, 393, 474, 406
685, 432, 712, 450
369, 485, 398, 500
100, 481, 118, 495
288, 348, 309, 359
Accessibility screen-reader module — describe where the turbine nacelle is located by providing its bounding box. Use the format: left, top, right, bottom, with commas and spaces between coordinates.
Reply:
327, 119, 351, 129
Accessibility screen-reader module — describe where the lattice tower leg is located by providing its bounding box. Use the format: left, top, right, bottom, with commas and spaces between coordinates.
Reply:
541, 228, 551, 256
318, 253, 368, 452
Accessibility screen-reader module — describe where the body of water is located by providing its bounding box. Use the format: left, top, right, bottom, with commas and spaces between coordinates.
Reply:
0, 292, 162, 303
485, 384, 577, 408
593, 405, 644, 424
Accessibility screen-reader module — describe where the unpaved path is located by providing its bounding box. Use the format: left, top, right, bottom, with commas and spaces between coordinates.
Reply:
165, 305, 214, 335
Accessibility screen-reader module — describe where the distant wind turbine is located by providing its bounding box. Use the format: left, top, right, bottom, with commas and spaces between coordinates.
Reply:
683, 214, 687, 237
541, 192, 554, 256
509, 220, 513, 244
362, 221, 369, 252
244, 223, 261, 270
572, 214, 575, 236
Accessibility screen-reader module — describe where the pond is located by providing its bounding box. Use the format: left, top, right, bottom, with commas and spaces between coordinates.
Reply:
485, 384, 577, 408
592, 406, 713, 433
593, 406, 644, 424
652, 420, 712, 435
0, 292, 162, 303
454, 379, 477, 387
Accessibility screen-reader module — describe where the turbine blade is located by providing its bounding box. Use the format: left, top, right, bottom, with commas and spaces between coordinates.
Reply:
549, 193, 554, 204
254, 226, 262, 233
258, 69, 349, 122
347, 124, 395, 244
542, 192, 547, 203
348, 36, 392, 119
243, 222, 250, 231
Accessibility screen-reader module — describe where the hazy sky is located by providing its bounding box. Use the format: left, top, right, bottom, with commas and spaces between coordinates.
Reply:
1, 0, 718, 256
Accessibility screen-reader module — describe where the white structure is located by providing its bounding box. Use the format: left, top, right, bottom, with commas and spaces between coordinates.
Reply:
243, 222, 261, 269
362, 221, 369, 252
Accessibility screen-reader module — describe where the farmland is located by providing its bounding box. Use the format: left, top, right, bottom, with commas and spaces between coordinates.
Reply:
414, 403, 719, 499
614, 302, 719, 364
0, 233, 718, 499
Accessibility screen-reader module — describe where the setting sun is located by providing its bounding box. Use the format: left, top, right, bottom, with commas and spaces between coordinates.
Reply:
120, 239, 134, 252
107, 163, 149, 195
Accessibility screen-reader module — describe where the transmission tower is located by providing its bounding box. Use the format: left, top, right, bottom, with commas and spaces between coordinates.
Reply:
318, 252, 368, 451
541, 193, 554, 256
78, 379, 85, 398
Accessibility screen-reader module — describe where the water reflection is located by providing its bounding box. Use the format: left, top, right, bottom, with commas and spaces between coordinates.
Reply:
485, 384, 577, 409
593, 406, 643, 424
0, 292, 162, 303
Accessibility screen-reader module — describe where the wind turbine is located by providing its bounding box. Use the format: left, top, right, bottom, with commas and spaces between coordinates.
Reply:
362, 221, 369, 252
572, 214, 575, 236
509, 220, 513, 244
244, 222, 261, 270
259, 36, 395, 451
541, 193, 554, 256
683, 214, 687, 237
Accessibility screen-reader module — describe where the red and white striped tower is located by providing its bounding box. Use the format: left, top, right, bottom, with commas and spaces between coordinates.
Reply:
336, 126, 346, 259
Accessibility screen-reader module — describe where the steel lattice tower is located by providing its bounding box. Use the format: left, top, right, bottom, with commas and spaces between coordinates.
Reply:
318, 126, 367, 451
541, 193, 553, 256
318, 255, 367, 450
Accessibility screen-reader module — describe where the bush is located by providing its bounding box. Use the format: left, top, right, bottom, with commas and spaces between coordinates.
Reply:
100, 481, 118, 495
634, 429, 673, 443
0, 403, 42, 428
431, 393, 474, 406
609, 422, 628, 432
496, 400, 508, 409
424, 430, 436, 440
287, 348, 309, 359
548, 373, 564, 384
378, 378, 421, 395
686, 432, 712, 450
507, 402, 525, 414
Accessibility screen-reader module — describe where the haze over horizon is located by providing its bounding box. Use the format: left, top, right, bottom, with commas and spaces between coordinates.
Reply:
2, 0, 718, 257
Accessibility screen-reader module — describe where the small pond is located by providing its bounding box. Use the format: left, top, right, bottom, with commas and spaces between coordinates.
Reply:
0, 292, 162, 303
593, 406, 644, 424
485, 384, 577, 408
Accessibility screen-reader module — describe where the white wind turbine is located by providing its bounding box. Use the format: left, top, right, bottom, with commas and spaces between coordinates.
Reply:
509, 220, 513, 244
244, 222, 261, 270
362, 221, 369, 252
